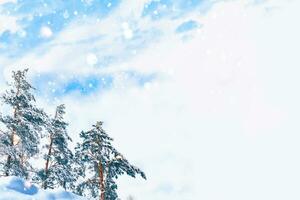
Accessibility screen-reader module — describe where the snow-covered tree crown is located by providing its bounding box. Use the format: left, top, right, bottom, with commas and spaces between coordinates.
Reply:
34, 104, 76, 190
0, 69, 47, 177
75, 121, 146, 200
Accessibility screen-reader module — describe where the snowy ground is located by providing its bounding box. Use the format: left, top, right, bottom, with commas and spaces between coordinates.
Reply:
0, 177, 84, 200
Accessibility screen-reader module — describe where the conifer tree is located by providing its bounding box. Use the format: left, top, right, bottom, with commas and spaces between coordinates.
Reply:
35, 104, 76, 190
0, 69, 47, 178
75, 121, 146, 200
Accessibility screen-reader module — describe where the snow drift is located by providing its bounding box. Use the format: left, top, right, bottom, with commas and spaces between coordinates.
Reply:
0, 176, 84, 200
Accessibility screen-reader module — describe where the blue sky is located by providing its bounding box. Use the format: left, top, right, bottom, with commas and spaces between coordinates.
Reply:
0, 0, 210, 98
0, 0, 216, 102
1, 0, 300, 200
0, 0, 121, 55
0, 0, 209, 57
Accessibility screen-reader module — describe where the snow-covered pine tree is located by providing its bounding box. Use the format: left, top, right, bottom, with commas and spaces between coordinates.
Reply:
75, 121, 146, 200
35, 104, 76, 190
0, 69, 47, 178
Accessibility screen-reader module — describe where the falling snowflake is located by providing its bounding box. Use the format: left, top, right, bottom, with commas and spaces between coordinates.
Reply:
122, 22, 133, 39
40, 26, 53, 38
86, 53, 98, 66
63, 10, 69, 19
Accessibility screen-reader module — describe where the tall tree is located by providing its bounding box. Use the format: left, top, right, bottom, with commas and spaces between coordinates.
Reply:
75, 121, 146, 200
0, 69, 47, 178
35, 104, 76, 190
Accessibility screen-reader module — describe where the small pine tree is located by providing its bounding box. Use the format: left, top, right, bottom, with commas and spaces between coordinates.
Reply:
0, 69, 47, 178
75, 121, 146, 200
35, 104, 76, 190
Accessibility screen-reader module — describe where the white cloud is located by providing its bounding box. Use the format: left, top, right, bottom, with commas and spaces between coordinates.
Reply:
0, 15, 20, 35
1, 0, 300, 200
0, 0, 17, 5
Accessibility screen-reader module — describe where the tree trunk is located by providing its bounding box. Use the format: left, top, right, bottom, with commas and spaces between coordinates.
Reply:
98, 162, 105, 200
5, 106, 18, 176
43, 137, 53, 189
4, 135, 12, 176
5, 84, 20, 176
43, 108, 59, 189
